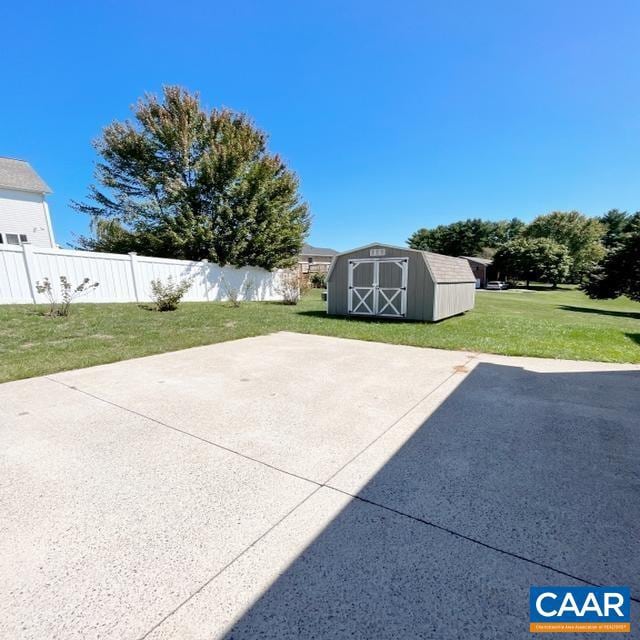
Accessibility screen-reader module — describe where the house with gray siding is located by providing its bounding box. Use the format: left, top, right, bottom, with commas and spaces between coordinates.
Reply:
0, 157, 55, 248
327, 243, 475, 321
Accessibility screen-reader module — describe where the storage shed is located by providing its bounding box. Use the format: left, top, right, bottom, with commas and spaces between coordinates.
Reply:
327, 243, 476, 321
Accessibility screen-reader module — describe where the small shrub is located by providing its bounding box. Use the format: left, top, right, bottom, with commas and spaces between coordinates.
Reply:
220, 275, 256, 307
309, 271, 326, 288
35, 276, 99, 317
150, 276, 192, 311
276, 270, 309, 305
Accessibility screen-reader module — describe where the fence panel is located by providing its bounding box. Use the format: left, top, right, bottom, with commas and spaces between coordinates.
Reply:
32, 248, 137, 303
0, 245, 284, 304
0, 245, 32, 303
136, 256, 209, 302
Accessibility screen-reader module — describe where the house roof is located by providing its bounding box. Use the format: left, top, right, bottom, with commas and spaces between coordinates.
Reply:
327, 242, 475, 283
460, 255, 492, 266
301, 243, 339, 257
0, 157, 52, 194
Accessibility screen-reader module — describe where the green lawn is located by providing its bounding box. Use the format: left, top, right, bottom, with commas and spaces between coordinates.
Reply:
1, 286, 639, 383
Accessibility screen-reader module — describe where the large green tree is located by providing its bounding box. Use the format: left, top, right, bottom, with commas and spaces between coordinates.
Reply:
74, 86, 310, 269
582, 217, 640, 301
524, 211, 604, 280
493, 237, 571, 288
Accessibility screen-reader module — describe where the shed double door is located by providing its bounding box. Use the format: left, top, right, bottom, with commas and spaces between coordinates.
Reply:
348, 258, 408, 317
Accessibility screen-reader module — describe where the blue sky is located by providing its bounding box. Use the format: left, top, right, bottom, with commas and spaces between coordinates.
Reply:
3, 0, 640, 251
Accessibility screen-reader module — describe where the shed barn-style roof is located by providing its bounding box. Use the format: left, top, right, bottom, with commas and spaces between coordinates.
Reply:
0, 157, 52, 194
423, 251, 476, 283
327, 243, 475, 283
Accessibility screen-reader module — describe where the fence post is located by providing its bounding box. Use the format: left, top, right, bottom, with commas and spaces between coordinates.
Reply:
21, 243, 38, 303
201, 259, 210, 301
128, 252, 142, 302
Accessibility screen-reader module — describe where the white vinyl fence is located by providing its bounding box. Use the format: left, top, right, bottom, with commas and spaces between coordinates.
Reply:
0, 244, 285, 305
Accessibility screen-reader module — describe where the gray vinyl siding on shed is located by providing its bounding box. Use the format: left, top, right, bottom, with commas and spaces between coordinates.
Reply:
327, 243, 474, 322
433, 282, 475, 321
327, 245, 434, 320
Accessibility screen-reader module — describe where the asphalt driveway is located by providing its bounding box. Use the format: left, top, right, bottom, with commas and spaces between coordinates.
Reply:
1, 332, 638, 639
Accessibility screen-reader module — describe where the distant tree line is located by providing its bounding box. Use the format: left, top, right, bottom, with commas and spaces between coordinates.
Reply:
408, 210, 640, 299
408, 218, 526, 259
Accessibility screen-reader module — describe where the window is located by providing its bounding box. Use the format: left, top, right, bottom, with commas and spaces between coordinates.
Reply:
308, 257, 314, 263
1, 233, 28, 245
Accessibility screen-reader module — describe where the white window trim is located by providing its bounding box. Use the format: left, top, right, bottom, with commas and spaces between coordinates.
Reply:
0, 232, 29, 245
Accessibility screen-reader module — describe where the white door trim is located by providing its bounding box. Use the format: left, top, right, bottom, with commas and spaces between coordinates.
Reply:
348, 259, 376, 315
348, 258, 408, 317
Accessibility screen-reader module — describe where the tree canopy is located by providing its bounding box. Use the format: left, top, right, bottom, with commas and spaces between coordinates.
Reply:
493, 237, 571, 287
74, 86, 310, 269
407, 218, 525, 256
599, 209, 640, 249
524, 211, 604, 280
582, 217, 640, 301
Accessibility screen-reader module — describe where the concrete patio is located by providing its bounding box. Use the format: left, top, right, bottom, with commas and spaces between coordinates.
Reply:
1, 332, 638, 639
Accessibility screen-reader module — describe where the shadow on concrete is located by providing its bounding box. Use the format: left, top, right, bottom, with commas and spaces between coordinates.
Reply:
222, 362, 640, 639
559, 305, 640, 320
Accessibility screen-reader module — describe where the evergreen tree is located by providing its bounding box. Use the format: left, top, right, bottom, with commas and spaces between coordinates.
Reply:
583, 216, 640, 301
74, 86, 310, 269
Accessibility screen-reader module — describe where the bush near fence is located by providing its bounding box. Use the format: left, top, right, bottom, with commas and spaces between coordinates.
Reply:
0, 244, 285, 305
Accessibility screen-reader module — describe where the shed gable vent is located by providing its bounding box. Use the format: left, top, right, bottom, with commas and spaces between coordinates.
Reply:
369, 248, 386, 256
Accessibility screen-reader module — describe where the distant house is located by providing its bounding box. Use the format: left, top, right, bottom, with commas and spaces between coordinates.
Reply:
460, 256, 494, 288
298, 243, 338, 274
0, 157, 55, 248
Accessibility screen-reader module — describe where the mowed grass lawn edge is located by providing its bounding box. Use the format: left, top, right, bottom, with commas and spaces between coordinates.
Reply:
1, 287, 639, 383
